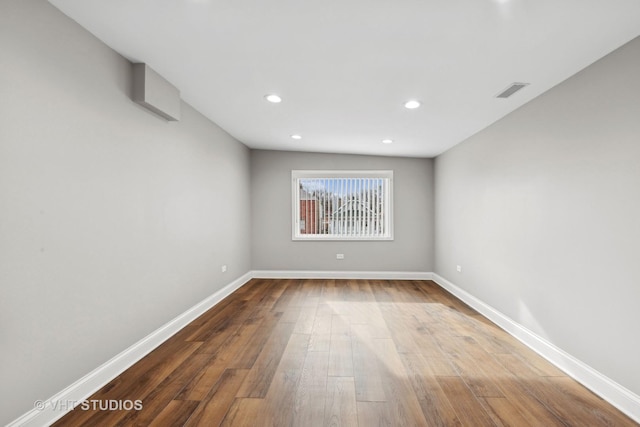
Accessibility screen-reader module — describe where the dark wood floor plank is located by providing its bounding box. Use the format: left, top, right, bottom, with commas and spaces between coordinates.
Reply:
177, 315, 283, 400
270, 279, 303, 313
235, 320, 296, 398
219, 398, 266, 427
420, 355, 459, 377
547, 376, 637, 426
192, 321, 243, 355
176, 359, 227, 402
148, 399, 200, 427
227, 312, 284, 369
116, 352, 214, 425
444, 336, 506, 398
262, 333, 311, 426
186, 299, 248, 343
189, 301, 267, 357
512, 347, 567, 377
437, 376, 497, 427
474, 353, 566, 427
244, 279, 288, 323
484, 397, 534, 427
452, 312, 523, 357
183, 290, 245, 328
184, 368, 249, 427
493, 379, 565, 427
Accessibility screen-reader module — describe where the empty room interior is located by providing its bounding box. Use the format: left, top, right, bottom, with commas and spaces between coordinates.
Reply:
2, 0, 640, 426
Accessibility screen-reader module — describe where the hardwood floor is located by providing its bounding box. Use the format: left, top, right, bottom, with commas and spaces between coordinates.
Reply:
54, 279, 637, 426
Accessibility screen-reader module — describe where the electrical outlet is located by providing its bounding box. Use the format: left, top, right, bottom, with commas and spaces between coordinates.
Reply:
336, 254, 345, 260
456, 265, 462, 273
221, 265, 227, 273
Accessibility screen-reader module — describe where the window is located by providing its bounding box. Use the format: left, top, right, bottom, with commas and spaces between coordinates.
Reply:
292, 170, 393, 240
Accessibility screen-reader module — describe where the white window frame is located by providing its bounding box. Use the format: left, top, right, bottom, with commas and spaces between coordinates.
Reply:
292, 170, 394, 241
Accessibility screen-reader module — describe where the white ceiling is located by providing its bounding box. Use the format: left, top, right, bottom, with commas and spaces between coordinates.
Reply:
49, 0, 640, 158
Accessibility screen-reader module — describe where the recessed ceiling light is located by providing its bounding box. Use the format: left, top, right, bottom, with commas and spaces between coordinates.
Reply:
291, 134, 302, 140
404, 100, 421, 109
382, 139, 393, 144
265, 94, 282, 103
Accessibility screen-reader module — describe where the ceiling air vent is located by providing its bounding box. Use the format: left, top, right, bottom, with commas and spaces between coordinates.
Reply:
496, 82, 529, 99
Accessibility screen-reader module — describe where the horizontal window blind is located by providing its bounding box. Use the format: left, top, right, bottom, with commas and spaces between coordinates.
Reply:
292, 171, 393, 240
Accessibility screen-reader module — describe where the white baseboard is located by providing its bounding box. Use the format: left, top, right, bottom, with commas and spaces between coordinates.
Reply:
7, 272, 253, 427
252, 270, 433, 280
431, 273, 640, 424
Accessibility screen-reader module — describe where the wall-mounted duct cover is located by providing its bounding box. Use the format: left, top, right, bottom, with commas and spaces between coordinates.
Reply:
132, 63, 181, 121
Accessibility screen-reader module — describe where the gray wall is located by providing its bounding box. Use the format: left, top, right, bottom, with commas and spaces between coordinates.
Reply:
251, 150, 434, 272
0, 0, 251, 423
434, 37, 640, 396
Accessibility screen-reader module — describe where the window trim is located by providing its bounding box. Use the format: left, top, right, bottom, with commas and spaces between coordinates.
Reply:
291, 170, 394, 241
